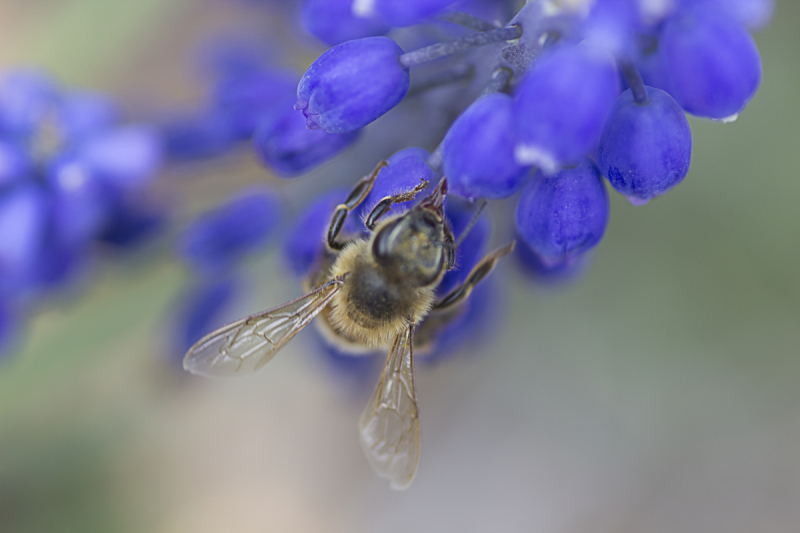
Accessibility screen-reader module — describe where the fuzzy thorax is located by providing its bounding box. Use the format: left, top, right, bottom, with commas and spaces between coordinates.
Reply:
327, 239, 435, 348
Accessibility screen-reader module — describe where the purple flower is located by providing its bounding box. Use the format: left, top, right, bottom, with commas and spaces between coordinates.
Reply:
296, 36, 410, 133
513, 44, 620, 174
515, 159, 610, 266
301, 0, 390, 46
162, 111, 238, 161
178, 187, 281, 275
254, 105, 361, 176
598, 87, 693, 204
660, 7, 762, 120
212, 68, 297, 139
0, 70, 57, 138
283, 189, 349, 278
443, 93, 531, 200
0, 141, 32, 187
0, 185, 48, 292
369, 0, 457, 27
79, 125, 163, 190
356, 147, 434, 219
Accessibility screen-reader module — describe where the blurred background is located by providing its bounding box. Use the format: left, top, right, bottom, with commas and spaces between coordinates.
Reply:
1, 0, 799, 532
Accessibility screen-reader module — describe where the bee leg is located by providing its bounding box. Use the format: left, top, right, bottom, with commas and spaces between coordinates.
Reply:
365, 179, 429, 230
433, 241, 516, 310
328, 160, 388, 250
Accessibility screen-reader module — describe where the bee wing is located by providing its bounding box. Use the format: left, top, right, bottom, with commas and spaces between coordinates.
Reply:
183, 277, 345, 377
358, 325, 421, 490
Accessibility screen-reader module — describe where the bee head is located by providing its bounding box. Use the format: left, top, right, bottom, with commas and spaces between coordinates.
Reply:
371, 178, 451, 287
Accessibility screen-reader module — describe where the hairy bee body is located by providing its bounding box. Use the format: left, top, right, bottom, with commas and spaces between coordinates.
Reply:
311, 204, 451, 351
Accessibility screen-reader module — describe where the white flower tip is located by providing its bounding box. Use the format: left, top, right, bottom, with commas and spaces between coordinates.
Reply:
515, 143, 559, 175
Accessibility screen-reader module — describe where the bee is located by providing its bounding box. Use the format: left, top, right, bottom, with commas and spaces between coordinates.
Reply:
183, 161, 514, 490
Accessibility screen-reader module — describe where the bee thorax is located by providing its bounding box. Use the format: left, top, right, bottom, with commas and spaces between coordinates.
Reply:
327, 240, 435, 347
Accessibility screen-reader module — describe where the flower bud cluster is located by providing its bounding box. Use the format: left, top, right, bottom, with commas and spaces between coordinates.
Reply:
0, 71, 164, 357
289, 0, 768, 276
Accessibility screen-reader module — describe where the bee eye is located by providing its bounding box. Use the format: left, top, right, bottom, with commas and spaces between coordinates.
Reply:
371, 218, 400, 266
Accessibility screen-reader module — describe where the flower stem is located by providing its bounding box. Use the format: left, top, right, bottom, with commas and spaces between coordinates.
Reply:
400, 25, 523, 68
619, 60, 649, 105
479, 67, 512, 97
439, 10, 499, 32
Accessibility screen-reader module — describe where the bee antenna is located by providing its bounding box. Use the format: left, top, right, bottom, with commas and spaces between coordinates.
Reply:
453, 200, 488, 250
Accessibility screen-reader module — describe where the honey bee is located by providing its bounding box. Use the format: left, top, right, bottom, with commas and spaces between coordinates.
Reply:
183, 161, 514, 490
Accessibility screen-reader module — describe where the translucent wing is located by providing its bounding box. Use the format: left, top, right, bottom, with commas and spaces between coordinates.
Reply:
358, 325, 421, 490
183, 277, 344, 377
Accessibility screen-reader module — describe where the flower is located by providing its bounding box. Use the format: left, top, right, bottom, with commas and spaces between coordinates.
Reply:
515, 159, 610, 267
178, 187, 281, 276
367, 0, 459, 27
513, 43, 620, 174
254, 105, 361, 176
598, 87, 693, 204
443, 92, 531, 200
296, 36, 410, 133
300, 0, 390, 46
659, 6, 762, 120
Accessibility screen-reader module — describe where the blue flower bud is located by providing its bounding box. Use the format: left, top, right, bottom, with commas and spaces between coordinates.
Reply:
357, 147, 434, 218
443, 93, 531, 200
162, 111, 238, 161
0, 70, 57, 138
29, 238, 84, 290
283, 189, 347, 277
0, 141, 32, 187
296, 36, 410, 133
597, 87, 692, 204
515, 159, 609, 265
212, 69, 297, 138
254, 106, 360, 176
57, 91, 119, 141
660, 7, 762, 120
514, 234, 589, 284
301, 0, 390, 46
684, 0, 774, 31
172, 276, 240, 364
79, 125, 163, 190
513, 44, 620, 174
0, 185, 47, 289
369, 0, 457, 27
99, 200, 165, 249
47, 154, 111, 247
584, 0, 644, 57
178, 187, 281, 275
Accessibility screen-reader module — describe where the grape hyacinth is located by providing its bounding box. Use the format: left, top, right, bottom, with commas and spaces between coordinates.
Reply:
597, 86, 692, 204
296, 36, 411, 133
177, 0, 768, 364
516, 159, 610, 268
292, 0, 767, 284
0, 70, 164, 358
1, 0, 772, 367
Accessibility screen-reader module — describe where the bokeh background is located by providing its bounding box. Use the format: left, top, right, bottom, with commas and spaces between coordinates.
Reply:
1, 1, 799, 532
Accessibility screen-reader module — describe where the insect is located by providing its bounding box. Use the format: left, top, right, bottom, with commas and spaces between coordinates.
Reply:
184, 161, 514, 489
